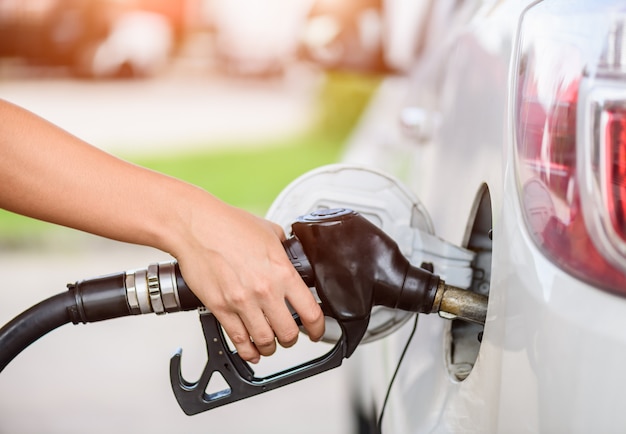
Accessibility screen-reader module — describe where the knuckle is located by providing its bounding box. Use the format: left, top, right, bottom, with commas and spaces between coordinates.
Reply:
278, 327, 299, 347
303, 304, 324, 324
269, 258, 294, 281
227, 289, 248, 306
252, 280, 272, 299
229, 332, 251, 346
276, 263, 301, 282
302, 306, 325, 340
210, 298, 228, 312
253, 333, 276, 348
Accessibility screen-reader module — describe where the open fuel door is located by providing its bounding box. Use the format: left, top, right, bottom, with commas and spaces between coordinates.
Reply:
267, 164, 475, 344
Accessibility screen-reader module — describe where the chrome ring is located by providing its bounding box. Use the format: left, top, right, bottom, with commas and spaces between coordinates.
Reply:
147, 263, 165, 315
125, 272, 141, 315
158, 262, 180, 312
134, 269, 152, 314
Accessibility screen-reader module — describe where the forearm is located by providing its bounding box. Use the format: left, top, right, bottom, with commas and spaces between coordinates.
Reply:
0, 98, 325, 362
0, 99, 202, 254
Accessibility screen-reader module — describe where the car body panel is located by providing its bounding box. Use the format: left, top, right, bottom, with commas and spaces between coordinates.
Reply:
341, 0, 626, 432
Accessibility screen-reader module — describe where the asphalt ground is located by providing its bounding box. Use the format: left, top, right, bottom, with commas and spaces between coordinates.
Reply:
0, 62, 353, 434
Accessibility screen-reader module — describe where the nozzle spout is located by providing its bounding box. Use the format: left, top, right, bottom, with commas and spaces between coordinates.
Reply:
431, 283, 488, 325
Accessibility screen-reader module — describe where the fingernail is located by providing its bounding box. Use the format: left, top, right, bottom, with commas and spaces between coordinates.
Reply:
250, 356, 260, 364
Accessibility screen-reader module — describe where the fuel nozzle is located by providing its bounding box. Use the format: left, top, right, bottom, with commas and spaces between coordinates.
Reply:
287, 208, 487, 334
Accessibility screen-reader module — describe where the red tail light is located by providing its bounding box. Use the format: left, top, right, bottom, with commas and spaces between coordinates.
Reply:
514, 2, 626, 294
604, 106, 626, 242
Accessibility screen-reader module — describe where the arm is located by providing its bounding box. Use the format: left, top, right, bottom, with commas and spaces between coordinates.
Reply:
0, 99, 324, 363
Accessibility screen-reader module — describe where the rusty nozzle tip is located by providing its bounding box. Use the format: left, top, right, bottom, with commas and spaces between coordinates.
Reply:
431, 282, 488, 325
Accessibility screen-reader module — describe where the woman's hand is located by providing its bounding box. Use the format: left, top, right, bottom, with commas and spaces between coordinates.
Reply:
169, 195, 325, 363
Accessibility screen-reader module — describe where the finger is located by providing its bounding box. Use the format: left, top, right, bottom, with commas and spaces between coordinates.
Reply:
262, 303, 301, 349
285, 271, 325, 342
239, 310, 278, 357
218, 313, 261, 363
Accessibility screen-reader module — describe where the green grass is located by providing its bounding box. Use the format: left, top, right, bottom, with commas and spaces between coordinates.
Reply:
0, 71, 380, 244
132, 134, 342, 216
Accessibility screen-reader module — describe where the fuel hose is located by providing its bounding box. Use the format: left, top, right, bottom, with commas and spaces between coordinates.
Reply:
0, 262, 200, 373
0, 291, 77, 373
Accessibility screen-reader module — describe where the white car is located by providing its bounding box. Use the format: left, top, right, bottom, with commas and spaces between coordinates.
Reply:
0, 1, 624, 432
328, 0, 626, 432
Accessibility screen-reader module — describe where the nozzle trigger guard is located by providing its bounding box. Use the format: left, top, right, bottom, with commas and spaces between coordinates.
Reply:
170, 310, 368, 415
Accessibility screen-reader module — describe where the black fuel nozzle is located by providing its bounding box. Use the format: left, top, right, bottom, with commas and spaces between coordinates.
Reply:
287, 208, 440, 356
287, 209, 487, 337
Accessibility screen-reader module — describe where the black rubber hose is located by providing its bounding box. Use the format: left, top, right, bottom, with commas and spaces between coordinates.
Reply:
0, 291, 75, 373
0, 272, 132, 373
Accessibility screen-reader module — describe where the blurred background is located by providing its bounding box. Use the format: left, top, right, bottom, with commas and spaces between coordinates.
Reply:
0, 0, 427, 432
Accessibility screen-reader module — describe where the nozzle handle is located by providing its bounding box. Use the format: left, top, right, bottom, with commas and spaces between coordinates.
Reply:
169, 310, 348, 415
169, 219, 373, 415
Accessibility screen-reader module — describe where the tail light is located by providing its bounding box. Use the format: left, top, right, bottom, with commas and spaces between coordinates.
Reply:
514, 1, 626, 294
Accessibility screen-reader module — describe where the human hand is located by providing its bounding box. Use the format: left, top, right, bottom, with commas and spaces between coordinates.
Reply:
170, 192, 325, 364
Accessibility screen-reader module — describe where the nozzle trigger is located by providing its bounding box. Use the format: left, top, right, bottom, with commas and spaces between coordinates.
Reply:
169, 310, 364, 415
